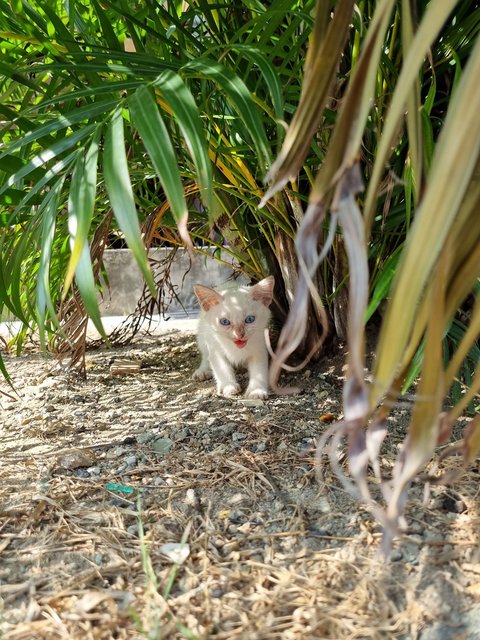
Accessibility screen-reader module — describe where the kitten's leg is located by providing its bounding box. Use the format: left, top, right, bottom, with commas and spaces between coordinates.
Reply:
193, 358, 212, 381
245, 349, 269, 399
209, 352, 241, 397
193, 339, 212, 381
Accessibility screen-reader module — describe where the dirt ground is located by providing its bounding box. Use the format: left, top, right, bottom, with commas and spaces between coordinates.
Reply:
1, 327, 479, 640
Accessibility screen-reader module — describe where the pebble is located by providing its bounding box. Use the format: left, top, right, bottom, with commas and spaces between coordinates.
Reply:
210, 444, 227, 455
214, 423, 237, 436
175, 429, 189, 442
74, 469, 90, 478
408, 521, 424, 535
125, 455, 137, 467
127, 524, 139, 537
58, 448, 97, 469
87, 466, 101, 476
296, 439, 314, 454
111, 497, 131, 508
232, 432, 247, 443
390, 549, 403, 562
137, 431, 155, 444
254, 442, 267, 453
239, 398, 264, 407
151, 437, 174, 454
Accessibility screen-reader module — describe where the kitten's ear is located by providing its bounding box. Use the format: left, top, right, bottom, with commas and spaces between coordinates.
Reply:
194, 284, 223, 311
251, 275, 274, 307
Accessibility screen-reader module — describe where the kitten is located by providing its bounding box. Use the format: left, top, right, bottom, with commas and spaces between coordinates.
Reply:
193, 276, 275, 399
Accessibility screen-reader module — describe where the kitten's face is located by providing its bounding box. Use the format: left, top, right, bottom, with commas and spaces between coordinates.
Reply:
194, 277, 274, 350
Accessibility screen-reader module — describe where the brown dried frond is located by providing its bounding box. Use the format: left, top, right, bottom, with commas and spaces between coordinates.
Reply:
49, 214, 112, 377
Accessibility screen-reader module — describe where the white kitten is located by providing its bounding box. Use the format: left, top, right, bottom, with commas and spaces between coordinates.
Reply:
193, 276, 275, 399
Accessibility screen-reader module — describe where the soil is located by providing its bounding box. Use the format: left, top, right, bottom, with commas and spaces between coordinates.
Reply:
0, 328, 479, 640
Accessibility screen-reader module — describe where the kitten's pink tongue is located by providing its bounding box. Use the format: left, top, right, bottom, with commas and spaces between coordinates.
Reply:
234, 339, 247, 348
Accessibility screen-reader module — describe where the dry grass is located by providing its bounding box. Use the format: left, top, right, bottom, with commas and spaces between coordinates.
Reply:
1, 331, 479, 639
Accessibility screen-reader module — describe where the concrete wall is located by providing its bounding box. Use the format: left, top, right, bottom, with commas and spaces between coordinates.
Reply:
99, 248, 246, 317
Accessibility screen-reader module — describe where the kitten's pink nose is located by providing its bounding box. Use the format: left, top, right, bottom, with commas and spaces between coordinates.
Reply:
233, 327, 245, 339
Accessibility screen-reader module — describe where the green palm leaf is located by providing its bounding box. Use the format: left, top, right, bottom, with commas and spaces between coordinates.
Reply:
183, 58, 272, 172
129, 85, 191, 243
153, 71, 213, 211
103, 106, 156, 297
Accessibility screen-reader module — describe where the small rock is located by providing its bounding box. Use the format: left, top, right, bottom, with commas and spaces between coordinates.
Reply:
175, 429, 189, 442
254, 442, 267, 453
296, 439, 314, 454
408, 521, 424, 535
239, 398, 264, 407
210, 444, 227, 455
442, 495, 467, 514
390, 549, 403, 562
123, 436, 137, 445
232, 432, 247, 443
86, 466, 101, 476
125, 455, 137, 467
74, 469, 91, 478
127, 524, 139, 537
214, 423, 237, 436
58, 448, 97, 470
111, 497, 131, 508
137, 432, 155, 444
151, 438, 174, 455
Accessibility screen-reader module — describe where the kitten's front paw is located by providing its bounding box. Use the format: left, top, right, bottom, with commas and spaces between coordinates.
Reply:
193, 368, 212, 381
245, 386, 269, 400
219, 383, 241, 397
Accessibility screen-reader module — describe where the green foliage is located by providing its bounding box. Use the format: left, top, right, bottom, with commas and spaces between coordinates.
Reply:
0, 0, 313, 357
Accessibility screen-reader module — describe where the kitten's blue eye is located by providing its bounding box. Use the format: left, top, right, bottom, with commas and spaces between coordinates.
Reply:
245, 315, 256, 324
219, 318, 230, 326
